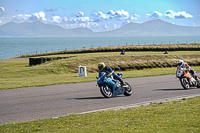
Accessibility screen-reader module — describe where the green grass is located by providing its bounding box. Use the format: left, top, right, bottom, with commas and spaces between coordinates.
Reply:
1, 51, 200, 90
1, 96, 199, 132
33, 51, 200, 73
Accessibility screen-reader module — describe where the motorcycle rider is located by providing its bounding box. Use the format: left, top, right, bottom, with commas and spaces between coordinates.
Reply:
176, 60, 199, 80
120, 50, 125, 55
98, 62, 126, 87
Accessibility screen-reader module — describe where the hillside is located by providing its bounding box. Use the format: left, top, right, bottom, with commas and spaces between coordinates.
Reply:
0, 21, 94, 37
96, 19, 200, 36
0, 19, 200, 37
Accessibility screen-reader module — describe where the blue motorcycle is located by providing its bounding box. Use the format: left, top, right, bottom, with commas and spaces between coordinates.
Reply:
97, 72, 132, 98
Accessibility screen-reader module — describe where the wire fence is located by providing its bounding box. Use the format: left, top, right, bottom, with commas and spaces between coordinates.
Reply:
17, 40, 199, 57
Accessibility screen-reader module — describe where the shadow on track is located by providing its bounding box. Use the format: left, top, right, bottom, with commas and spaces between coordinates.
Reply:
154, 88, 185, 91
154, 87, 198, 91
74, 96, 105, 100
72, 95, 126, 100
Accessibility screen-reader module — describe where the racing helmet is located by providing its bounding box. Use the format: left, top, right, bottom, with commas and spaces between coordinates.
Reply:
98, 62, 105, 71
177, 60, 184, 67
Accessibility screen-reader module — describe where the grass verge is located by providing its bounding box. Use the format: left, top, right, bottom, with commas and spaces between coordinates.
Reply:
0, 96, 199, 132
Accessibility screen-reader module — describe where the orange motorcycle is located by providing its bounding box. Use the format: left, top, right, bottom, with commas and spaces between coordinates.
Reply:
176, 68, 200, 89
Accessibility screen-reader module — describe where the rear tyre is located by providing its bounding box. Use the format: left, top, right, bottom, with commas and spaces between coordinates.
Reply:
197, 77, 200, 88
124, 82, 132, 96
100, 84, 112, 98
180, 78, 190, 90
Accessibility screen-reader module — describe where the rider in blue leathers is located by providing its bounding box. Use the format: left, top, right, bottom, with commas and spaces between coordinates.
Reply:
98, 62, 125, 86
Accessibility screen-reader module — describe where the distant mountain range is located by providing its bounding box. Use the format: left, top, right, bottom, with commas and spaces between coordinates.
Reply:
0, 19, 200, 37
0, 21, 93, 37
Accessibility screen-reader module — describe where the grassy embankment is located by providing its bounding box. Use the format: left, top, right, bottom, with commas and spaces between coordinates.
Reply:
16, 43, 200, 58
0, 96, 199, 132
1, 48, 200, 90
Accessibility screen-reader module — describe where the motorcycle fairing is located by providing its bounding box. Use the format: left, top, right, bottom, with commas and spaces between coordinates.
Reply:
98, 72, 125, 96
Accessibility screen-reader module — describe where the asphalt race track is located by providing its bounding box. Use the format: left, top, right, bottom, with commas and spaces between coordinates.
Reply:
1, 74, 200, 124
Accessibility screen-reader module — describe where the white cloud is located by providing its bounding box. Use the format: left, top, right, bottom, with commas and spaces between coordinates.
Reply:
107, 10, 115, 16
87, 22, 99, 29
114, 9, 129, 20
63, 16, 91, 24
107, 9, 130, 20
51, 9, 138, 31
59, 15, 97, 30
80, 17, 89, 23
165, 10, 174, 19
29, 11, 46, 21
51, 16, 62, 23
175, 11, 193, 19
76, 17, 90, 23
0, 16, 11, 25
92, 9, 131, 22
12, 14, 31, 22
76, 11, 84, 17
0, 7, 5, 15
146, 11, 163, 19
92, 11, 110, 22
130, 14, 140, 20
64, 21, 99, 30
165, 10, 193, 19
12, 11, 47, 23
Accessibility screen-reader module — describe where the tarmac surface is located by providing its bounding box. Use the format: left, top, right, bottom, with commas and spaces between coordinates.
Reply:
1, 74, 200, 124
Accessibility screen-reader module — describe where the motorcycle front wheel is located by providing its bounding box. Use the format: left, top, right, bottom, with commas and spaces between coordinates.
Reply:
180, 78, 190, 90
197, 77, 200, 88
124, 82, 132, 96
100, 85, 113, 98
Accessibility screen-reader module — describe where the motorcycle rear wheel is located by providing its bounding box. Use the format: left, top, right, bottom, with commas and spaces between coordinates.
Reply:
124, 82, 132, 96
180, 78, 190, 90
100, 85, 113, 98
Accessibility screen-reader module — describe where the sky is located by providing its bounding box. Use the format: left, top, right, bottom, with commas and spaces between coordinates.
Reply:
0, 0, 200, 32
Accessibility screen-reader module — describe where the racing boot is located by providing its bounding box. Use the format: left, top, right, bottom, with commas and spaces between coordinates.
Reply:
193, 74, 199, 80
119, 78, 128, 88
118, 78, 124, 86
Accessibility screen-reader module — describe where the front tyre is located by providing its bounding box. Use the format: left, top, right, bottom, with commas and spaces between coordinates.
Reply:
124, 82, 132, 96
180, 78, 190, 90
197, 77, 200, 88
100, 84, 112, 98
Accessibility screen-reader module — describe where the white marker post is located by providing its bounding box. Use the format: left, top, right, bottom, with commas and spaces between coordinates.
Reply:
78, 66, 87, 77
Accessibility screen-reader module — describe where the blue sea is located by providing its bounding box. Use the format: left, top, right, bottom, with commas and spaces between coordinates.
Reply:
0, 36, 200, 59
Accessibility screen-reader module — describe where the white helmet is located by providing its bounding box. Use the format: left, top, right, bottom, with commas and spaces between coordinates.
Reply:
177, 60, 184, 67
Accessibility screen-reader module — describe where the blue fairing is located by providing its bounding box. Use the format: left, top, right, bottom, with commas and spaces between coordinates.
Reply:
98, 71, 105, 77
117, 73, 123, 78
97, 72, 125, 96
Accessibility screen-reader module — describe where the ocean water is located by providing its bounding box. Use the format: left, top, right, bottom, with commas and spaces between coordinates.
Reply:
0, 36, 200, 59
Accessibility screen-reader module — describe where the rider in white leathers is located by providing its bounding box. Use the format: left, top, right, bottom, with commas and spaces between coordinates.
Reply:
176, 60, 198, 80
